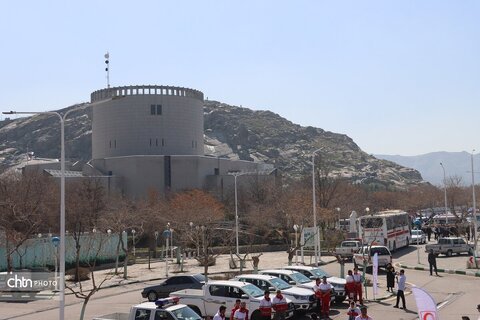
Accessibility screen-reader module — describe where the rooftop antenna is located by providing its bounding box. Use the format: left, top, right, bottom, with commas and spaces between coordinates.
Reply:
104, 52, 110, 88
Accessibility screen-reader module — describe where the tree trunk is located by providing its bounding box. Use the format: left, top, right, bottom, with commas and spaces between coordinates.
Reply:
6, 237, 13, 272
114, 237, 121, 275
79, 297, 89, 320
75, 243, 81, 282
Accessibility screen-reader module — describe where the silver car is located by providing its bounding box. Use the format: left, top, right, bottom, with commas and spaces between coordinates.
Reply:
411, 230, 426, 244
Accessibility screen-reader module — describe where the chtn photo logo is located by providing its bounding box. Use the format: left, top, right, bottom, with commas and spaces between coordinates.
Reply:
7, 274, 33, 289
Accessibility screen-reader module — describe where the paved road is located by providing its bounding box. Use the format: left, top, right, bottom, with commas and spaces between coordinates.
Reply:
1, 242, 478, 320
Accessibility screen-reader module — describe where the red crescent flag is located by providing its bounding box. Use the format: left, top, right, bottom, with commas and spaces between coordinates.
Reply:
412, 287, 439, 320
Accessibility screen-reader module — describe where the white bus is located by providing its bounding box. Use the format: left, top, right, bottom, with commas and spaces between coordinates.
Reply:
358, 210, 411, 251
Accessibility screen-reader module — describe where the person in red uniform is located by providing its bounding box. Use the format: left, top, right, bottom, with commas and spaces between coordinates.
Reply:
353, 267, 363, 305
345, 269, 356, 302
231, 299, 241, 320
272, 289, 288, 320
319, 276, 332, 319
259, 290, 272, 320
233, 301, 249, 320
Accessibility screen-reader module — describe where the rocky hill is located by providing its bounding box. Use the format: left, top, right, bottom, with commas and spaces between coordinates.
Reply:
0, 101, 424, 189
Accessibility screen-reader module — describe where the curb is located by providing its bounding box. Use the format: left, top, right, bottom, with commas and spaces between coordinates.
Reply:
396, 263, 480, 277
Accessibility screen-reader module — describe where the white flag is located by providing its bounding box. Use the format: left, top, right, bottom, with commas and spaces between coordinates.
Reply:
372, 252, 378, 297
412, 287, 439, 320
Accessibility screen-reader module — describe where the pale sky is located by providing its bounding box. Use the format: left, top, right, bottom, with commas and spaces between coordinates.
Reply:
1, 1, 479, 156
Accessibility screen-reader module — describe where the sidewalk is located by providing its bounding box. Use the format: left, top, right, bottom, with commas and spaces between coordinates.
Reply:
67, 251, 394, 304
70, 252, 338, 293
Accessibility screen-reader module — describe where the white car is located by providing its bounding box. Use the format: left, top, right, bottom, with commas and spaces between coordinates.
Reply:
233, 274, 316, 311
282, 265, 346, 303
411, 230, 426, 244
258, 269, 335, 303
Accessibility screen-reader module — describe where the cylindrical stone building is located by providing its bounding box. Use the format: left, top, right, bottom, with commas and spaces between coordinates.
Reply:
90, 85, 204, 159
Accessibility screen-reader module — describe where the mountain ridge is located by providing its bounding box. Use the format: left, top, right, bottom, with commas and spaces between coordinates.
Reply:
375, 151, 480, 186
0, 100, 424, 189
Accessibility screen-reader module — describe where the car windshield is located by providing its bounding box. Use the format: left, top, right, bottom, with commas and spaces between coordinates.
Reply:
270, 277, 291, 290
310, 268, 330, 278
412, 230, 422, 235
290, 272, 312, 284
192, 274, 206, 282
242, 284, 264, 298
171, 306, 203, 320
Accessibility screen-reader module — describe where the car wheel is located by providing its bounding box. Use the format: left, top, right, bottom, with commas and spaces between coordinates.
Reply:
147, 291, 158, 302
446, 250, 453, 257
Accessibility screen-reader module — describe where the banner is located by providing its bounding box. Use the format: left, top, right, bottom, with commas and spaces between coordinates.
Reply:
372, 252, 378, 297
412, 287, 439, 320
302, 227, 318, 250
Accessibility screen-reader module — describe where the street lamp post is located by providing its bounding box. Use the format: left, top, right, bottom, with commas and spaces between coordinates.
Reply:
440, 162, 449, 225
195, 226, 200, 257
3, 99, 113, 320
131, 229, 136, 257
228, 171, 251, 256
166, 223, 171, 259
189, 222, 194, 258
312, 148, 324, 266
51, 236, 60, 292
233, 173, 240, 256
336, 207, 341, 229
3, 109, 78, 320
163, 229, 171, 277
293, 224, 299, 264
170, 227, 174, 261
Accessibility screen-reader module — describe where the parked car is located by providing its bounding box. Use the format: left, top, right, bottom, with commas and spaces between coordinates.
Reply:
411, 230, 426, 244
334, 240, 362, 259
233, 274, 316, 311
93, 297, 202, 320
282, 265, 346, 303
425, 237, 474, 256
170, 280, 295, 319
141, 274, 205, 301
353, 245, 392, 272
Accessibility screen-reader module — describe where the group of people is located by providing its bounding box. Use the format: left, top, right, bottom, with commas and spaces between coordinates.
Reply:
212, 290, 289, 320
385, 263, 407, 309
345, 268, 364, 305
314, 269, 372, 320
313, 276, 334, 319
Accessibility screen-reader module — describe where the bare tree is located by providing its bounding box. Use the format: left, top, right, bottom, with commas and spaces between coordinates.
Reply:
101, 194, 147, 279
65, 179, 106, 282
64, 231, 115, 320
0, 172, 55, 271
168, 189, 225, 279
